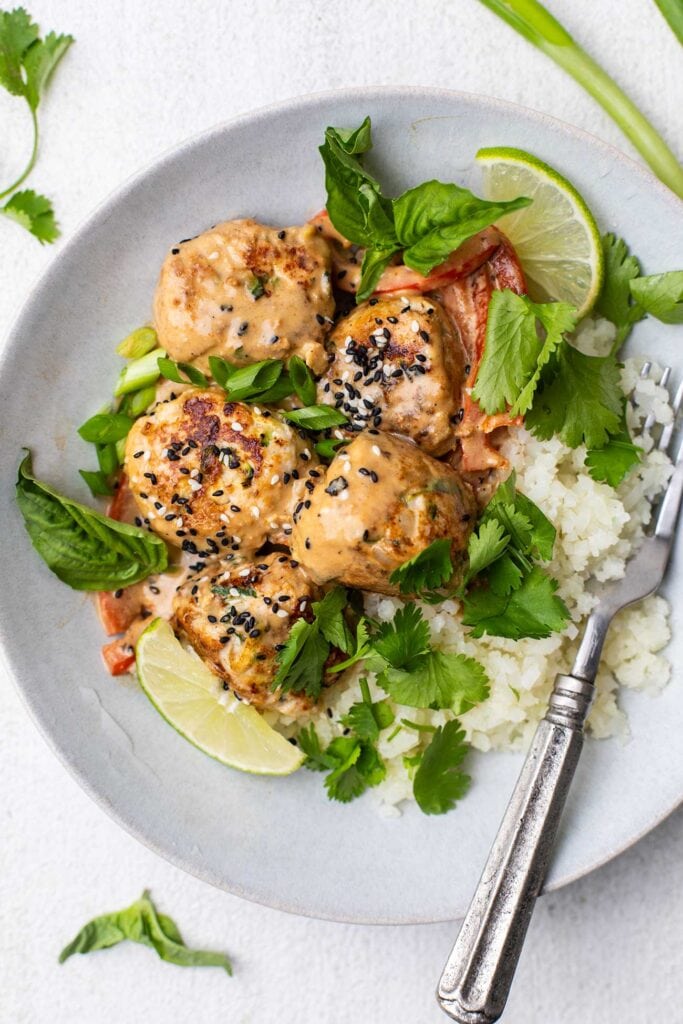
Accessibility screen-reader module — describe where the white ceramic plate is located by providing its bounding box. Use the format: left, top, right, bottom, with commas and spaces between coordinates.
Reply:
1, 87, 682, 924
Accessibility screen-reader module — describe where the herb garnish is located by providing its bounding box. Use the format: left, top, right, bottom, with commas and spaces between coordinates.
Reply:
320, 117, 531, 300
0, 7, 73, 242
16, 451, 168, 590
59, 890, 232, 974
273, 587, 354, 699
388, 538, 454, 598
412, 720, 472, 815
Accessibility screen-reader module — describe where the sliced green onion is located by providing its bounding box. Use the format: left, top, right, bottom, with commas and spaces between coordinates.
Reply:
157, 357, 208, 388
116, 326, 158, 359
653, 0, 683, 45
314, 436, 350, 459
79, 469, 114, 497
114, 347, 165, 397
96, 443, 119, 475
281, 405, 349, 430
78, 412, 133, 443
223, 359, 284, 401
125, 384, 158, 418
288, 356, 317, 406
477, 0, 683, 198
115, 437, 127, 464
208, 355, 235, 388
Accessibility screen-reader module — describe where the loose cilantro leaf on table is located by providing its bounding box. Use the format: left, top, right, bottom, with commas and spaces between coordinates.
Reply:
472, 291, 577, 416
59, 889, 232, 974
320, 117, 530, 300
0, 8, 73, 243
389, 538, 454, 597
412, 720, 472, 815
463, 566, 569, 640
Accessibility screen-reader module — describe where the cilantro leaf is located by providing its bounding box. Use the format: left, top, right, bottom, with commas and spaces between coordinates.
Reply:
325, 738, 385, 802
379, 651, 490, 714
272, 617, 329, 698
2, 189, 58, 243
463, 566, 570, 640
0, 7, 38, 96
629, 271, 683, 325
341, 678, 394, 741
389, 538, 454, 596
465, 518, 509, 584
585, 405, 642, 487
328, 617, 372, 673
472, 290, 577, 416
297, 724, 337, 771
313, 587, 354, 653
595, 233, 644, 350
486, 553, 524, 596
413, 721, 471, 815
526, 344, 623, 449
23, 29, 73, 110
371, 603, 430, 670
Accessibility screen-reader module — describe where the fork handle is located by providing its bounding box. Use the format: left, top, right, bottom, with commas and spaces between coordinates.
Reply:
437, 674, 594, 1023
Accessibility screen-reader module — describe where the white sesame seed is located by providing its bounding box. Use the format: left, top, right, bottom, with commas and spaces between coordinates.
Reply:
251, 506, 260, 518
299, 599, 308, 611
276, 609, 289, 618
372, 445, 381, 456
189, 480, 202, 491
238, 568, 251, 577
252, 406, 261, 415
175, 517, 183, 527
340, 490, 350, 501
334, 430, 344, 439
341, 370, 349, 382
231, 421, 243, 431
220, 513, 230, 523
400, 297, 410, 306
143, 451, 151, 461
270, 474, 280, 485
233, 535, 241, 543
344, 335, 353, 346
208, 250, 219, 259
344, 354, 354, 363
157, 505, 166, 515
302, 449, 310, 459
410, 319, 420, 333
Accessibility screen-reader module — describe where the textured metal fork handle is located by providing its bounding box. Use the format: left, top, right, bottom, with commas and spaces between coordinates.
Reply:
437, 675, 594, 1023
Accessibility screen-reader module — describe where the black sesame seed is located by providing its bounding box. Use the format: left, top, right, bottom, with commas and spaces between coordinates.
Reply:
237, 322, 249, 336
133, 450, 144, 459
277, 229, 286, 239
171, 247, 180, 254
325, 476, 348, 496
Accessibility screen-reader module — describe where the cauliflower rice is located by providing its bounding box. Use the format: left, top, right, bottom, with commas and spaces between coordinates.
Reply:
268, 325, 674, 814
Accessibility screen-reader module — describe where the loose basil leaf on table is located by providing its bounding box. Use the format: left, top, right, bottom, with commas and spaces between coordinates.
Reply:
16, 451, 168, 590
59, 889, 232, 974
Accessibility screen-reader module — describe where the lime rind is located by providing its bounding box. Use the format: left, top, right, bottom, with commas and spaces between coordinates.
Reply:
136, 618, 305, 776
476, 146, 604, 316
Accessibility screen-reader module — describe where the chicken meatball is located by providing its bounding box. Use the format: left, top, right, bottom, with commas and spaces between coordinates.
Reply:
291, 431, 476, 595
316, 296, 466, 455
124, 388, 321, 557
173, 552, 324, 716
154, 219, 334, 374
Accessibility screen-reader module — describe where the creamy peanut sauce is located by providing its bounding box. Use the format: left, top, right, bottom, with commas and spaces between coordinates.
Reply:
153, 219, 334, 373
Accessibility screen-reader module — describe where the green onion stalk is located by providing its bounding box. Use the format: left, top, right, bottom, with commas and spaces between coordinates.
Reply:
477, 0, 683, 199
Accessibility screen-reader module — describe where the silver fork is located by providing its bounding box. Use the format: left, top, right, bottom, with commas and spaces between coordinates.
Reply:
437, 364, 683, 1024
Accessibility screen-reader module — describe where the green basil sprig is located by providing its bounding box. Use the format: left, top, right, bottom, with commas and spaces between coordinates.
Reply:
320, 117, 531, 299
59, 890, 232, 974
16, 451, 168, 590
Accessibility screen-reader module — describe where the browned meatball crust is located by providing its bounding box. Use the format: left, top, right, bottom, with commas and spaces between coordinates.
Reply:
172, 552, 324, 716
154, 219, 334, 373
124, 388, 321, 557
316, 295, 466, 455
291, 431, 476, 595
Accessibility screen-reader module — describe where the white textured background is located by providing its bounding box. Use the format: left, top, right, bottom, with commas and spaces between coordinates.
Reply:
1, 2, 682, 1022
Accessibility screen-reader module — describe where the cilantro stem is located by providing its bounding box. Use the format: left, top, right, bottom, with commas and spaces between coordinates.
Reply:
0, 106, 40, 201
400, 718, 438, 733
477, 0, 683, 199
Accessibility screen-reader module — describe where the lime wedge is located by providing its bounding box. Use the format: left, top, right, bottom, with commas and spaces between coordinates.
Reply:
136, 619, 304, 776
476, 146, 604, 317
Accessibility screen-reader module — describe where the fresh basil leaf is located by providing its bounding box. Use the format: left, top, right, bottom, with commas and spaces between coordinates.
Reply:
59, 889, 232, 974
79, 469, 114, 497
393, 181, 531, 277
78, 412, 133, 444
629, 270, 683, 325
281, 405, 349, 430
17, 451, 168, 590
288, 356, 317, 406
356, 247, 398, 302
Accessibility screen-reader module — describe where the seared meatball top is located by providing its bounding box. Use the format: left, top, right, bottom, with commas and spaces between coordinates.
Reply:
317, 295, 465, 455
173, 552, 324, 717
291, 430, 476, 596
154, 219, 334, 373
124, 388, 321, 558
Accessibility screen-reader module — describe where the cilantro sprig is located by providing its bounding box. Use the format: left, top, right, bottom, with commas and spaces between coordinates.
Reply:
412, 720, 472, 815
462, 473, 570, 640
0, 7, 73, 243
320, 117, 531, 300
